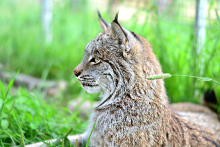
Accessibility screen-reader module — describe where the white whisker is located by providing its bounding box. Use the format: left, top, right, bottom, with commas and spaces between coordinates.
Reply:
97, 78, 109, 88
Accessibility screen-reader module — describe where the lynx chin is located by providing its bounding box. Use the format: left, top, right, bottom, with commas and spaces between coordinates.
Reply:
27, 12, 220, 147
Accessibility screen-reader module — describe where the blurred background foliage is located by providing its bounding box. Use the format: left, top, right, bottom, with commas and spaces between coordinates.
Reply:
0, 0, 220, 146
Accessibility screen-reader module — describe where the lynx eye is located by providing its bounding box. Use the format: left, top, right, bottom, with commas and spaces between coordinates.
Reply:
94, 57, 100, 63
90, 57, 100, 64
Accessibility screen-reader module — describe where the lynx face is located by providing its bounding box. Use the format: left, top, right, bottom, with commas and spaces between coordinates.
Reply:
74, 13, 130, 102
74, 34, 117, 100
74, 12, 160, 105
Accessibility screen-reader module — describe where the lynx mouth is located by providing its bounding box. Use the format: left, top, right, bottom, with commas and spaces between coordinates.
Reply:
80, 82, 102, 94
81, 83, 99, 87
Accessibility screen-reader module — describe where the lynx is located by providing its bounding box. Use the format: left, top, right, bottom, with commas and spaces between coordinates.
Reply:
27, 12, 220, 147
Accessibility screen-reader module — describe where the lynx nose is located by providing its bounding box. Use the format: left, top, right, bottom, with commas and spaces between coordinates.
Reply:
74, 66, 81, 77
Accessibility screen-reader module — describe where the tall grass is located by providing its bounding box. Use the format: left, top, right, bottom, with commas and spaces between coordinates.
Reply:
0, 0, 219, 146
0, 77, 90, 146
123, 1, 220, 103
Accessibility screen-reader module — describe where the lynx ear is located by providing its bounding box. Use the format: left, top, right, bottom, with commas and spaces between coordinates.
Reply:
110, 12, 128, 44
98, 10, 110, 32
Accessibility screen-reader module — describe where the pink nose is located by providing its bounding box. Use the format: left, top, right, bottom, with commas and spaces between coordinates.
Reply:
74, 67, 81, 77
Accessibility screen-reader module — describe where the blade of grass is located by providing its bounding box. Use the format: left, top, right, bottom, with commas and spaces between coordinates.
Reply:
212, 79, 220, 85
0, 140, 4, 147
53, 127, 73, 145
4, 130, 19, 143
147, 73, 220, 85
36, 130, 50, 142
147, 73, 171, 80
74, 139, 78, 147
5, 70, 19, 98
10, 136, 16, 147
7, 101, 15, 121
172, 74, 220, 85
64, 128, 73, 138
86, 120, 96, 147
0, 81, 5, 117
0, 71, 19, 117
0, 81, 5, 99
11, 110, 22, 134
62, 138, 65, 147
21, 133, 25, 147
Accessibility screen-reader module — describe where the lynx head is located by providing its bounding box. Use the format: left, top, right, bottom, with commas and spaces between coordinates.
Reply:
74, 11, 162, 105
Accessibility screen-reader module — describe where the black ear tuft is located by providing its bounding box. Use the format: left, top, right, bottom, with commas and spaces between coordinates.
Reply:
97, 10, 110, 32
113, 11, 119, 25
97, 9, 102, 18
110, 11, 128, 43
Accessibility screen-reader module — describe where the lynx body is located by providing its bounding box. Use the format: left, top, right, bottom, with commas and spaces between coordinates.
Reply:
26, 12, 220, 147
72, 12, 220, 147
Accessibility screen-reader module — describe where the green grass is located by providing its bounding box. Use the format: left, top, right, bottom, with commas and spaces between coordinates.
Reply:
0, 76, 96, 146
0, 0, 220, 146
0, 78, 89, 146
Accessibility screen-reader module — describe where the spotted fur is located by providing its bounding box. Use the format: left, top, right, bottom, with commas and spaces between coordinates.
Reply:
72, 12, 220, 147
26, 12, 220, 147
